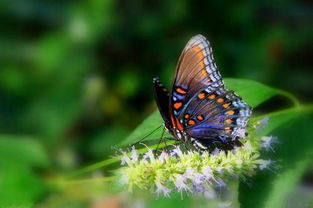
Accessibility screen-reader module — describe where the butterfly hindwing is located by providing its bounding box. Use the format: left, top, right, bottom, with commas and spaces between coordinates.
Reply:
184, 87, 251, 140
153, 77, 171, 124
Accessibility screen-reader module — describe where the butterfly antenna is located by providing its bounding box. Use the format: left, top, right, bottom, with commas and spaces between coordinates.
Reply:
130, 125, 162, 147
156, 127, 166, 151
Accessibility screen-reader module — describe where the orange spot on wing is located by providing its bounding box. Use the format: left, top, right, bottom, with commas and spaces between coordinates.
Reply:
197, 92, 205, 99
176, 87, 187, 95
175, 118, 183, 131
170, 115, 176, 127
226, 110, 235, 115
225, 119, 232, 124
197, 115, 204, 121
217, 98, 224, 103
200, 68, 207, 77
223, 103, 230, 108
184, 114, 190, 119
199, 61, 205, 68
193, 45, 204, 59
173, 102, 182, 110
193, 45, 202, 53
188, 119, 196, 126
225, 127, 232, 133
208, 94, 216, 99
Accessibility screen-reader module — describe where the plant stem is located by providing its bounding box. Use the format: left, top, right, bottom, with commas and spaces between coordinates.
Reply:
275, 88, 301, 107
66, 139, 177, 178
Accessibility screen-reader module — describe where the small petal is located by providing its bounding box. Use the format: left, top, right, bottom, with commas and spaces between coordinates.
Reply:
202, 166, 213, 181
259, 159, 273, 170
155, 181, 171, 197
255, 116, 269, 133
175, 174, 190, 192
171, 146, 183, 157
193, 173, 204, 185
158, 151, 169, 162
235, 128, 246, 138
143, 149, 155, 161
121, 152, 132, 166
184, 168, 196, 179
260, 136, 278, 152
130, 146, 139, 162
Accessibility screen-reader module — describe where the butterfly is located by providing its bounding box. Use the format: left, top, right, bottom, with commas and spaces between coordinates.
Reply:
153, 34, 252, 151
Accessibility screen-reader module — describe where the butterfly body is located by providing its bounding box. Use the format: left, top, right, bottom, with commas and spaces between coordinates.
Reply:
153, 35, 251, 151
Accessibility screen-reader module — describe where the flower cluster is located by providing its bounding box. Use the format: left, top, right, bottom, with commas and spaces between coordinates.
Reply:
118, 137, 276, 197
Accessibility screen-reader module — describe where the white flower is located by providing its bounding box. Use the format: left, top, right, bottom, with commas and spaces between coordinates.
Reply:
143, 149, 155, 161
158, 151, 169, 163
184, 168, 196, 179
121, 152, 132, 166
193, 173, 204, 185
155, 181, 171, 197
202, 166, 213, 181
216, 167, 224, 175
171, 146, 183, 157
259, 159, 273, 170
255, 116, 269, 133
174, 174, 189, 192
235, 128, 246, 138
260, 136, 278, 152
130, 146, 138, 162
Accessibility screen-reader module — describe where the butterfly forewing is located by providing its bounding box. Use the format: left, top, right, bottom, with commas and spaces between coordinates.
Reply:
170, 35, 223, 117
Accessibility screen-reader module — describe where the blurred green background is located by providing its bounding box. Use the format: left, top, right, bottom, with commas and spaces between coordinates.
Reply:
0, 0, 312, 207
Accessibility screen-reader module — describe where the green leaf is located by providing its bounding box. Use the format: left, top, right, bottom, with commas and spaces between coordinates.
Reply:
121, 79, 279, 146
239, 105, 313, 208
120, 110, 169, 146
0, 136, 49, 207
224, 78, 277, 108
0, 135, 49, 166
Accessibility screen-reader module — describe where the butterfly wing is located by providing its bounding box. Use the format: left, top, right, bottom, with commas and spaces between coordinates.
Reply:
169, 34, 251, 148
170, 34, 223, 117
153, 77, 171, 124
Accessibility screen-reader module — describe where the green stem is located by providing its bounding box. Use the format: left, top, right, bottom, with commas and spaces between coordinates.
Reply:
46, 176, 115, 189
275, 88, 301, 107
252, 104, 313, 122
66, 139, 177, 178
